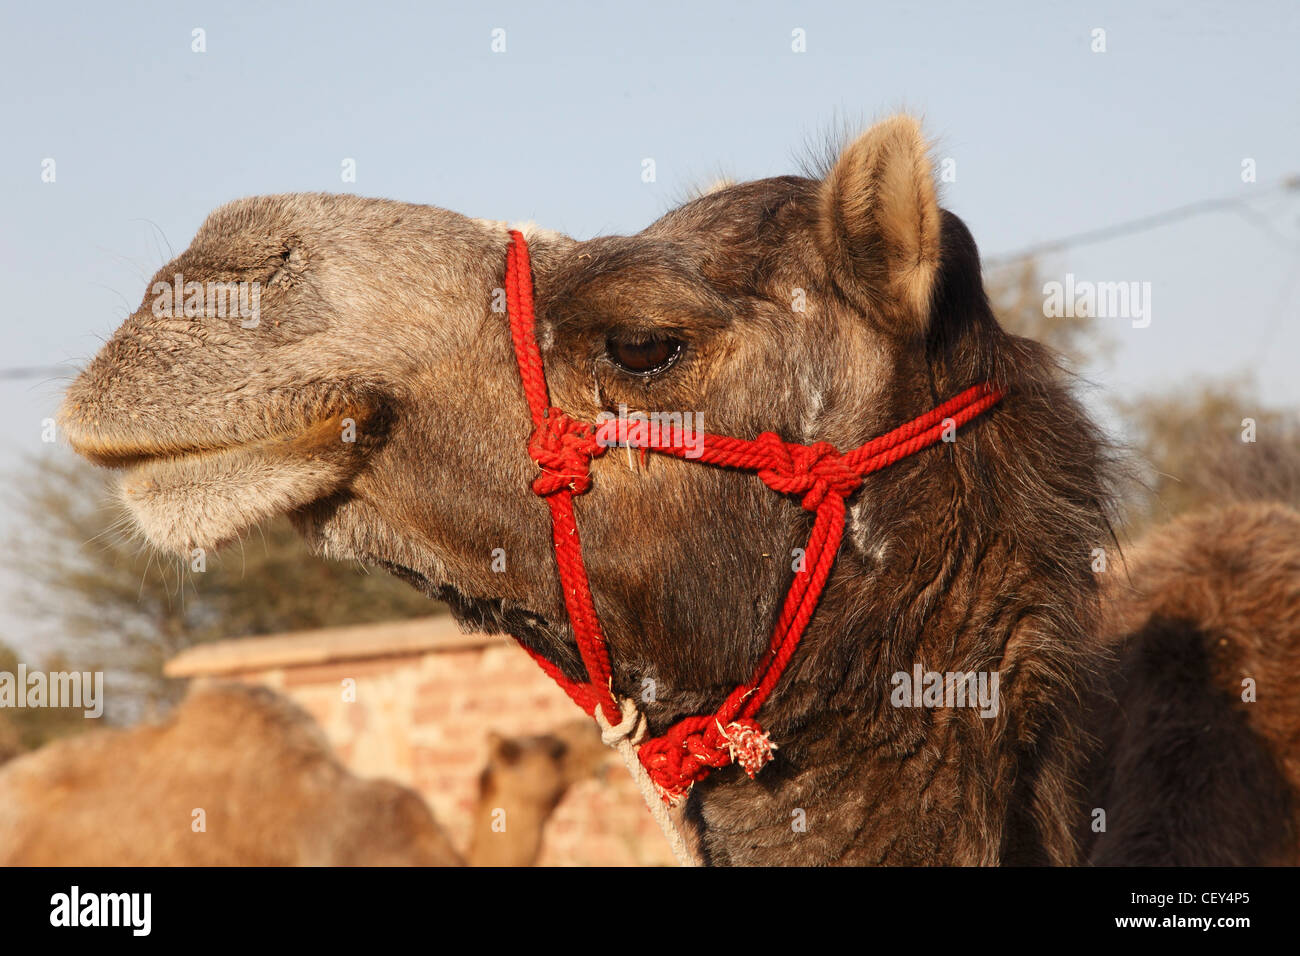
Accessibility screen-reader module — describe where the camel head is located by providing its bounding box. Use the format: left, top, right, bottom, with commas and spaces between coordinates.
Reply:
470, 720, 608, 867
60, 193, 577, 608
64, 116, 1113, 864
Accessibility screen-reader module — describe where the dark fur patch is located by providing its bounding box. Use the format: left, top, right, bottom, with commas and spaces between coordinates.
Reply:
1084, 616, 1294, 865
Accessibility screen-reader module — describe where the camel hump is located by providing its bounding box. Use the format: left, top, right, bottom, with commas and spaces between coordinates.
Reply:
0, 681, 460, 866
1091, 502, 1300, 864
1109, 501, 1300, 700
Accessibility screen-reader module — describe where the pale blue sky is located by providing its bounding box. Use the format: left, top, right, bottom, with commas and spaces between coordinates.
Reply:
1, 0, 1298, 649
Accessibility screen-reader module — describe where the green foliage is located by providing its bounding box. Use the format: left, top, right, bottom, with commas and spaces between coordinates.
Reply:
0, 641, 89, 757
986, 258, 1115, 371
1116, 377, 1300, 534
986, 259, 1300, 536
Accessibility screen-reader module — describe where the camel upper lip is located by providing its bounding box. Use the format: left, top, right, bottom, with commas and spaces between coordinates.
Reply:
60, 374, 384, 470
68, 435, 251, 470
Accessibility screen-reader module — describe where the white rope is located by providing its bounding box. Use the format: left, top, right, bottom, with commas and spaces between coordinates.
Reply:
594, 696, 700, 867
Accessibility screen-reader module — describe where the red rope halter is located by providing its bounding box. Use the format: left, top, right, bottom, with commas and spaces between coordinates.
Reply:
504, 230, 1004, 803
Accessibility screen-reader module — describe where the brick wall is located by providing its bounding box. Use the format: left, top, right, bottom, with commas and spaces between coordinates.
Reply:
166, 617, 674, 866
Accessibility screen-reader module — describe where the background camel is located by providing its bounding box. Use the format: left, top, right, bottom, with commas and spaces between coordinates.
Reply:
58, 115, 1300, 865
0, 682, 604, 866
468, 720, 608, 867
1085, 502, 1300, 864
0, 682, 460, 865
0, 715, 18, 766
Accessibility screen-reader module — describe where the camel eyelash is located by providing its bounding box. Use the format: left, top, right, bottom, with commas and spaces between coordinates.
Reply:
603, 331, 686, 377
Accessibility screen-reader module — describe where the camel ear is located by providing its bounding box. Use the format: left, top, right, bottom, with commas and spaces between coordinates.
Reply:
816, 115, 941, 335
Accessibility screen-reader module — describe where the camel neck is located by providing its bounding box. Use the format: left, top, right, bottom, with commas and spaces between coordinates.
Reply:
466, 802, 550, 867
637, 398, 1105, 866
674, 553, 1096, 866
681, 697, 1026, 865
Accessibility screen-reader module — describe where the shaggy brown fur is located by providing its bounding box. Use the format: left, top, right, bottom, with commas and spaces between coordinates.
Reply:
1084, 503, 1300, 864
0, 683, 460, 865
57, 115, 1300, 865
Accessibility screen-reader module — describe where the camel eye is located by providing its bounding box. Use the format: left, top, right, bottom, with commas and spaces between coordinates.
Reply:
606, 335, 683, 375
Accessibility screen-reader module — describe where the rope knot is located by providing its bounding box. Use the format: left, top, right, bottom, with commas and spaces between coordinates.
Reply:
756, 436, 861, 511
594, 696, 646, 747
528, 408, 607, 496
637, 717, 776, 804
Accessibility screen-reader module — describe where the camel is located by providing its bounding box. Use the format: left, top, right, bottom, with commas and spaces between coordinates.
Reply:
1085, 502, 1300, 864
57, 115, 1300, 865
468, 720, 608, 867
0, 681, 608, 866
0, 682, 461, 865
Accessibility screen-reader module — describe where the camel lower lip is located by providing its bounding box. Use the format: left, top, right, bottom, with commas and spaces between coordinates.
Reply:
118, 439, 286, 493
115, 427, 367, 554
